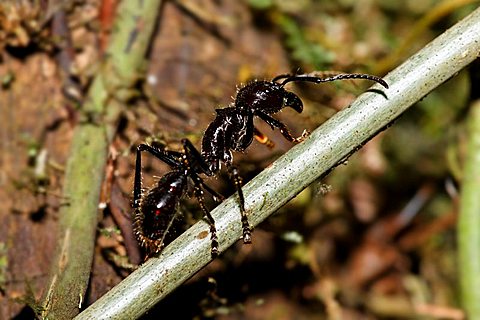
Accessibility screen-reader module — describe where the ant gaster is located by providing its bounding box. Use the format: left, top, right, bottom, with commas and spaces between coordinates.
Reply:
133, 139, 224, 257
201, 72, 389, 243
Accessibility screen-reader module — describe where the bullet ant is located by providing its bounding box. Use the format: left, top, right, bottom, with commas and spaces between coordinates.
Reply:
201, 72, 388, 243
133, 71, 388, 257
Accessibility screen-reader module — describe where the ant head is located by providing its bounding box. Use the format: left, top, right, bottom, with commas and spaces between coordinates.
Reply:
235, 80, 302, 115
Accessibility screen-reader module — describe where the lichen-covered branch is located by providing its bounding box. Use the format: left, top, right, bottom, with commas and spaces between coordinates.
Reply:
75, 7, 480, 320
40, 1, 164, 319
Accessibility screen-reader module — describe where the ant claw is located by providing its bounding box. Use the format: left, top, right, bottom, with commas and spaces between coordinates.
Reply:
210, 225, 219, 257
242, 231, 252, 244
294, 129, 310, 143
211, 246, 219, 258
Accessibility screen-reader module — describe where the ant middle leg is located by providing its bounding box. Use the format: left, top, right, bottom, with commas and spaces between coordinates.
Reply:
254, 127, 275, 149
227, 165, 252, 244
255, 111, 309, 143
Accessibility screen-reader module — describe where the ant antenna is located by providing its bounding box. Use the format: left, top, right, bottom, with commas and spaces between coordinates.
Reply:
279, 73, 389, 89
272, 73, 293, 82
272, 68, 302, 82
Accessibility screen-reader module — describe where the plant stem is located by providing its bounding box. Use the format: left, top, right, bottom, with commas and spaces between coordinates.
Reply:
458, 99, 480, 319
40, 1, 163, 319
75, 6, 480, 320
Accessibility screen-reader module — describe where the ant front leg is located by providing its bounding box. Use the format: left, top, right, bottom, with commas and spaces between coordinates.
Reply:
227, 165, 252, 244
255, 111, 309, 143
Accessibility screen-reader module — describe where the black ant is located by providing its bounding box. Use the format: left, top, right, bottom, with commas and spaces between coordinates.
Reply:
132, 71, 388, 257
132, 139, 224, 257
201, 72, 389, 243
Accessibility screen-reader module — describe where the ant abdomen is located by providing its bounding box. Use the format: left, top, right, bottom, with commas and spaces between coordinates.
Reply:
134, 172, 187, 253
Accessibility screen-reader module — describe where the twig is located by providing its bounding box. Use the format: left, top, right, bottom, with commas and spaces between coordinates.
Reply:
39, 1, 164, 319
458, 99, 480, 319
374, 0, 478, 74
110, 181, 142, 265
75, 7, 480, 320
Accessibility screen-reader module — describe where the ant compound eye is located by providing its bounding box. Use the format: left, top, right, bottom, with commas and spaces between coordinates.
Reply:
284, 92, 303, 113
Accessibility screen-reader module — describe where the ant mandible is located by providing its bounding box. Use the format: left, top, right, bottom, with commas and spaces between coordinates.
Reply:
201, 72, 389, 244
132, 139, 224, 257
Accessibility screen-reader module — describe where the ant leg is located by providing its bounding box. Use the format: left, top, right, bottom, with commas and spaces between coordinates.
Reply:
255, 111, 309, 143
181, 138, 226, 201
134, 144, 184, 209
137, 143, 183, 169
192, 175, 219, 257
272, 73, 294, 82
199, 181, 225, 204
134, 143, 190, 207
133, 145, 156, 253
254, 127, 275, 149
182, 138, 214, 176
227, 165, 252, 244
133, 145, 145, 210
